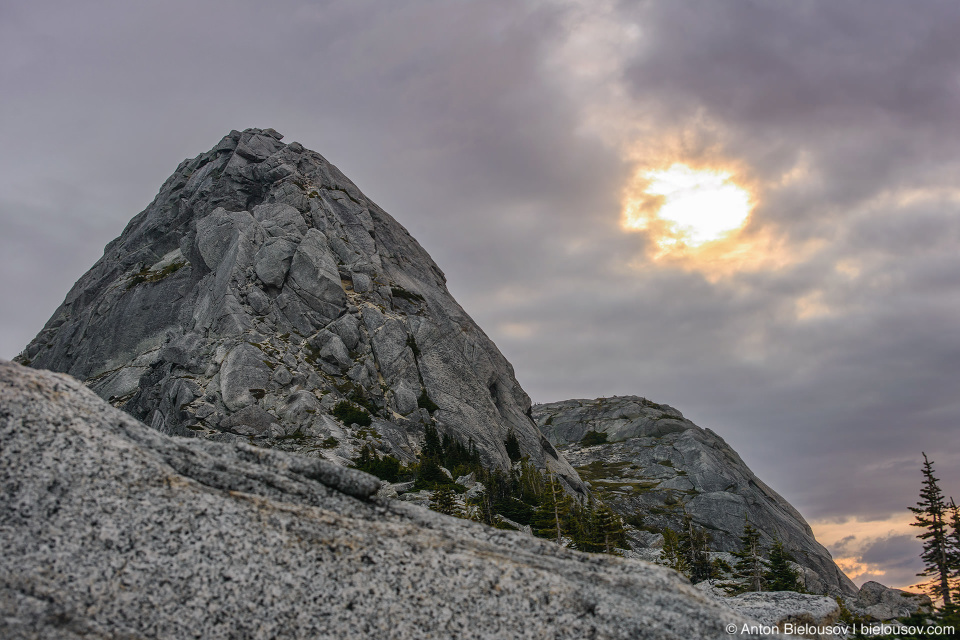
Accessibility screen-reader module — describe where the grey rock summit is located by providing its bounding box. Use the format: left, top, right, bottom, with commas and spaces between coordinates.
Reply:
534, 396, 858, 597
18, 128, 580, 490
0, 360, 775, 639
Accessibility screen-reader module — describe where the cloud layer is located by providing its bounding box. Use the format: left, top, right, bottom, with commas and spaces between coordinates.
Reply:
4, 0, 960, 586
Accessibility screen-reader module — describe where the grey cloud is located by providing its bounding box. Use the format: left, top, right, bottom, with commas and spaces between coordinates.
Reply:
836, 533, 925, 589
859, 534, 919, 568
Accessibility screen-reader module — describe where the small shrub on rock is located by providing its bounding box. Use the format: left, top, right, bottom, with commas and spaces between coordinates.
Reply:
332, 401, 372, 427
580, 430, 609, 446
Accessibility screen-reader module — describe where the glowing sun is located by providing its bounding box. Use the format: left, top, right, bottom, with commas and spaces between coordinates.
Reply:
624, 164, 753, 251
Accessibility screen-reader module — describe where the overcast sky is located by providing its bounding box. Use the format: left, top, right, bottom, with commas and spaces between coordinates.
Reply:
4, 0, 959, 589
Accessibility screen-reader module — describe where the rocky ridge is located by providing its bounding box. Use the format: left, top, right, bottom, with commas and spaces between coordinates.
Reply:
533, 396, 858, 597
0, 360, 776, 639
17, 128, 581, 491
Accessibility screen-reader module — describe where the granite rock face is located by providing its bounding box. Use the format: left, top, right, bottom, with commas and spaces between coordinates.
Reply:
0, 361, 777, 640
17, 128, 581, 491
534, 396, 857, 597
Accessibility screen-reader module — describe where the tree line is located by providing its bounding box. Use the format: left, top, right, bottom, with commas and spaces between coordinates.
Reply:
354, 427, 629, 554
354, 425, 817, 588
656, 513, 804, 593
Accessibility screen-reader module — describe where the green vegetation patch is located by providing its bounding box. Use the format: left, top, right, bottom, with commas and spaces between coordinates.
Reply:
417, 390, 439, 413
127, 260, 187, 289
353, 445, 407, 482
575, 460, 634, 482
332, 401, 372, 427
391, 286, 425, 303
580, 430, 609, 446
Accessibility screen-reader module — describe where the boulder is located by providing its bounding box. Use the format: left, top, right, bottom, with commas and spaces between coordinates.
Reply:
287, 229, 347, 321
219, 404, 276, 436
850, 581, 932, 621
219, 343, 270, 411
254, 235, 299, 287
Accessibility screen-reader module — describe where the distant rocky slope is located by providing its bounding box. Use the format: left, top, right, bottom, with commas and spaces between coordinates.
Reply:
0, 361, 775, 639
534, 396, 858, 597
16, 128, 580, 491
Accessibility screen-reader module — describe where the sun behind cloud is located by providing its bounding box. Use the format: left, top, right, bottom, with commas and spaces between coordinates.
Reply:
623, 163, 753, 251
619, 161, 820, 279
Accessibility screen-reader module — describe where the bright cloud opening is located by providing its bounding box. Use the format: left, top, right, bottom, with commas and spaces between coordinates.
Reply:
624, 164, 753, 250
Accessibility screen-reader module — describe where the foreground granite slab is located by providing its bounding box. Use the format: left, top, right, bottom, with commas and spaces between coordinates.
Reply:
0, 361, 774, 639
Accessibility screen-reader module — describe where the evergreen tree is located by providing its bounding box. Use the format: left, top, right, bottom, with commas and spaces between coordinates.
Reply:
948, 499, 960, 605
573, 501, 627, 554
516, 459, 545, 505
504, 431, 522, 462
568, 499, 601, 553
414, 457, 451, 490
422, 425, 444, 460
595, 503, 627, 554
764, 539, 805, 592
430, 486, 461, 517
679, 513, 713, 583
910, 453, 953, 606
353, 444, 403, 482
533, 474, 570, 544
659, 528, 688, 575
724, 521, 768, 594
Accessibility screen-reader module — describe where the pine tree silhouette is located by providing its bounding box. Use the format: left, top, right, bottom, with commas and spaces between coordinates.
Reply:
910, 453, 953, 606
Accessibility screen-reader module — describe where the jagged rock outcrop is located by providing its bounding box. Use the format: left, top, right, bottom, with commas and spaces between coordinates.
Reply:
0, 361, 777, 639
533, 396, 857, 597
16, 128, 580, 491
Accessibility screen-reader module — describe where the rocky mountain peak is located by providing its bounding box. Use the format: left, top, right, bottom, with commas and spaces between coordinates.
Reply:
534, 395, 858, 597
19, 128, 582, 490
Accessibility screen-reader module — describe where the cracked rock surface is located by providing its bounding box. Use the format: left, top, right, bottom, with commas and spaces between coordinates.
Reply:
0, 361, 776, 640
